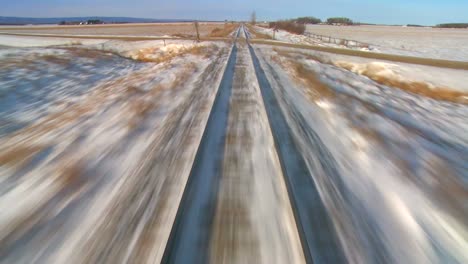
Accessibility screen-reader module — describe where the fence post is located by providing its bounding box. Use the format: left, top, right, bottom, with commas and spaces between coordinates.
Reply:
194, 21, 200, 42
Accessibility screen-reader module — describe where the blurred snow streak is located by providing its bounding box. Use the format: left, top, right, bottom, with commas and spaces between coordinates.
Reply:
0, 37, 467, 264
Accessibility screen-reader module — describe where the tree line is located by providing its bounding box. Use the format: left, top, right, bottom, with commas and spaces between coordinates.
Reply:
436, 23, 468, 28
268, 16, 354, 26
281, 16, 354, 25
59, 19, 104, 25
265, 16, 354, 35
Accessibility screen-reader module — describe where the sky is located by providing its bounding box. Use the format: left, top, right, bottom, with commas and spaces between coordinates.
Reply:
0, 0, 467, 25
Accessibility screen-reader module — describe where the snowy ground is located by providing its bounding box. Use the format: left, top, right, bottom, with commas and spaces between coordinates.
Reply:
0, 37, 222, 136
259, 44, 468, 93
307, 25, 468, 61
0, 38, 230, 263
256, 45, 468, 263
252, 25, 468, 62
1, 32, 467, 263
252, 25, 372, 51
0, 34, 107, 47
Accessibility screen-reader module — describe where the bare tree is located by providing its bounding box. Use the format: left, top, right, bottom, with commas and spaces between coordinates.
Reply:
250, 11, 256, 25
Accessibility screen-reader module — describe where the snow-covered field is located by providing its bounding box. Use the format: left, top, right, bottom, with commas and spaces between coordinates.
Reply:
0, 31, 467, 263
0, 34, 107, 47
256, 45, 468, 263
252, 25, 468, 62
307, 25, 468, 61
253, 25, 370, 50
248, 25, 468, 95
266, 45, 468, 93
0, 37, 230, 263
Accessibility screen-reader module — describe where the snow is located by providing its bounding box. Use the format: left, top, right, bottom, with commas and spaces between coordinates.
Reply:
255, 45, 468, 263
252, 25, 468, 62
1, 31, 466, 263
261, 44, 468, 93
332, 59, 468, 92
0, 38, 225, 137
0, 34, 106, 47
252, 25, 372, 51
0, 45, 141, 136
307, 25, 468, 62
0, 38, 230, 263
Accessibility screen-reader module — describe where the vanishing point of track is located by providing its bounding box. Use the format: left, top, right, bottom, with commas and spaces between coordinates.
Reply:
162, 25, 345, 264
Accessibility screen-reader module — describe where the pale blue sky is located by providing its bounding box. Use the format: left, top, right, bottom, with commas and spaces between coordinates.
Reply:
1, 0, 467, 25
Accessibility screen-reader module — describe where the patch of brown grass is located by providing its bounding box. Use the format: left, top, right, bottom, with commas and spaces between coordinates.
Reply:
135, 44, 217, 64
272, 50, 335, 100
66, 47, 111, 59
135, 49, 173, 63
124, 85, 145, 95
291, 62, 336, 100
126, 63, 197, 130
59, 162, 87, 189
127, 98, 157, 129
256, 23, 269, 28
172, 33, 191, 38
209, 23, 238, 37
0, 145, 42, 166
275, 48, 468, 104
245, 24, 272, 39
272, 48, 296, 59
132, 99, 156, 117
273, 48, 329, 64
39, 54, 72, 66
376, 77, 467, 103
186, 45, 219, 59
170, 63, 197, 89
336, 62, 468, 104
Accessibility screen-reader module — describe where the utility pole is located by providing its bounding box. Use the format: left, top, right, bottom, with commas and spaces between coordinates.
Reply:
194, 21, 200, 42
250, 11, 256, 25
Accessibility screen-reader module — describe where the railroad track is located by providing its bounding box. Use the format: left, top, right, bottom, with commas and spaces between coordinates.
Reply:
161, 25, 345, 263
243, 26, 346, 264
161, 27, 239, 264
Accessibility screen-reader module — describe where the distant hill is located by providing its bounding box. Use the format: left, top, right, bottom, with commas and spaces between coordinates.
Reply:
0, 16, 194, 25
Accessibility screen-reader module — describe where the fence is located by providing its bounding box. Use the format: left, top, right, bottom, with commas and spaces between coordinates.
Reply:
304, 32, 370, 49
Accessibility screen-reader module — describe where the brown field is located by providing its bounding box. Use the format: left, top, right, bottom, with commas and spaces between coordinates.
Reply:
245, 24, 272, 39
0, 22, 225, 37
208, 23, 239, 37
